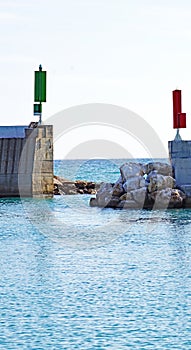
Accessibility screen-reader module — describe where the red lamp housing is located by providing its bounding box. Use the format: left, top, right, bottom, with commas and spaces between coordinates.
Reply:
173, 89, 182, 129
178, 112, 186, 128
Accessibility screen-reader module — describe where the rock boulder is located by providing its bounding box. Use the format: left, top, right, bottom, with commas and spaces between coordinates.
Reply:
120, 162, 143, 181
150, 188, 186, 208
142, 162, 172, 176
123, 176, 145, 192
147, 174, 175, 193
131, 187, 147, 206
96, 182, 113, 207
112, 182, 124, 197
88, 161, 186, 210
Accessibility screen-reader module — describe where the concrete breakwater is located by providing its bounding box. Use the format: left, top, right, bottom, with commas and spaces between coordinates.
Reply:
0, 124, 54, 197
89, 161, 187, 209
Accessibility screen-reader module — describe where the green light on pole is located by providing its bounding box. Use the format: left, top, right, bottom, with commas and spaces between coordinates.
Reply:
33, 103, 42, 115
34, 64, 46, 124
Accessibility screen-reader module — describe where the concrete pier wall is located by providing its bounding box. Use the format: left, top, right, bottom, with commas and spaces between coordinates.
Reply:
168, 140, 191, 197
32, 125, 54, 197
0, 124, 53, 197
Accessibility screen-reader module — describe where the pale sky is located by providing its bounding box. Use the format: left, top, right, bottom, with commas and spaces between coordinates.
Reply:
1, 0, 191, 158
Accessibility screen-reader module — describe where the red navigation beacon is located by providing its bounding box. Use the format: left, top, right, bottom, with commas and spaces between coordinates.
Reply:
172, 89, 186, 129
178, 112, 186, 128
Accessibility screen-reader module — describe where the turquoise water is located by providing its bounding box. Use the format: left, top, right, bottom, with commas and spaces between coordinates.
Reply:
54, 158, 169, 183
1, 159, 191, 349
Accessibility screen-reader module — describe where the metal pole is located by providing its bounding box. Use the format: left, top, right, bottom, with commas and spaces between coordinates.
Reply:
174, 113, 182, 141
39, 65, 42, 124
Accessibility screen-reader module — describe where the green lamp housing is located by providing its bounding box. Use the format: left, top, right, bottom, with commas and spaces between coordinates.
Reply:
34, 103, 42, 115
34, 70, 46, 102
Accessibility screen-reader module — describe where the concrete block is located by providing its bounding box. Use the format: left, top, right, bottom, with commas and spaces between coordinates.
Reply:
0, 174, 20, 195
169, 140, 191, 158
0, 124, 53, 197
7, 139, 16, 174
32, 174, 54, 195
33, 158, 53, 172
45, 125, 53, 138
18, 174, 32, 196
25, 128, 38, 138
37, 127, 46, 138
169, 140, 191, 196
13, 139, 24, 174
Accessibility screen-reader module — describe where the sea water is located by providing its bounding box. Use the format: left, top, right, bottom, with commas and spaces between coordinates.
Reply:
0, 159, 191, 349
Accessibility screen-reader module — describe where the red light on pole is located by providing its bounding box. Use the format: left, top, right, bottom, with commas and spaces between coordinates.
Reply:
172, 90, 182, 129
178, 112, 186, 128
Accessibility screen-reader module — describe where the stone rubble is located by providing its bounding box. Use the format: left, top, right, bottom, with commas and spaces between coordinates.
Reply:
54, 175, 100, 195
54, 161, 187, 209
89, 161, 186, 209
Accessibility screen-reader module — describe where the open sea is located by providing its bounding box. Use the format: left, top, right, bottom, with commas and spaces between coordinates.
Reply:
1, 159, 191, 349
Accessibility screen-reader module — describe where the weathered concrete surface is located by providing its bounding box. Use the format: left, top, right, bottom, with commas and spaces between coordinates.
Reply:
0, 138, 25, 196
169, 140, 191, 206
31, 125, 54, 197
0, 124, 54, 197
169, 140, 191, 185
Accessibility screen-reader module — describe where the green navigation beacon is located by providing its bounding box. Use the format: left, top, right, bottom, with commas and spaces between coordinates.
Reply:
34, 64, 47, 124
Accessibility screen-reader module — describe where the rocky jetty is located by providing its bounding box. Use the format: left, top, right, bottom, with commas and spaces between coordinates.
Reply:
54, 175, 100, 195
89, 162, 186, 209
